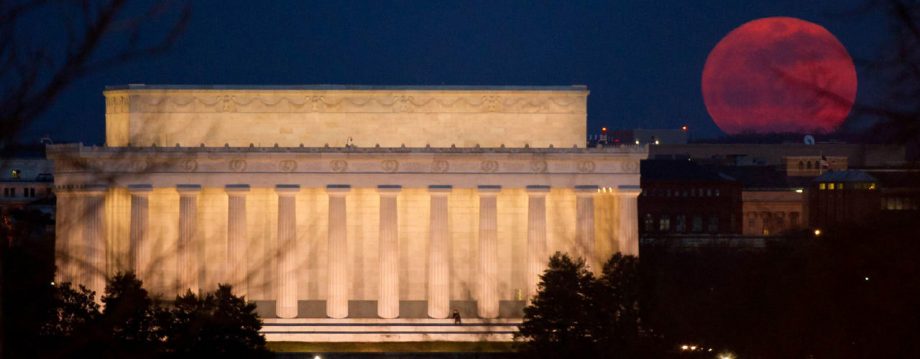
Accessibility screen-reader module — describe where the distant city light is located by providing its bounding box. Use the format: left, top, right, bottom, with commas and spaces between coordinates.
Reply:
795, 188, 804, 193
654, 139, 660, 145
680, 345, 689, 351
814, 229, 822, 237
864, 276, 870, 281
635, 139, 640, 145
681, 125, 688, 132
719, 354, 735, 359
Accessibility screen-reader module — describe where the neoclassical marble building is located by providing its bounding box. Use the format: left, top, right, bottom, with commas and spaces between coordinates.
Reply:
50, 85, 645, 326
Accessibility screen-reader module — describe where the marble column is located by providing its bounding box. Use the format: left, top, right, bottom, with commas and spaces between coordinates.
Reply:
477, 185, 500, 319
80, 185, 108, 298
177, 185, 201, 295
575, 185, 598, 271
617, 185, 642, 257
377, 185, 401, 319
226, 184, 250, 295
53, 190, 76, 284
326, 185, 351, 319
526, 185, 550, 300
427, 185, 452, 319
276, 185, 300, 319
129, 184, 152, 280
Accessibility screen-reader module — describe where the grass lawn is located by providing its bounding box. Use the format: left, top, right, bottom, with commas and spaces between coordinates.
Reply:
268, 341, 516, 353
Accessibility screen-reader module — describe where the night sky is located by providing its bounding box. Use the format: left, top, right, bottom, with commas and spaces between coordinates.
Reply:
25, 0, 889, 144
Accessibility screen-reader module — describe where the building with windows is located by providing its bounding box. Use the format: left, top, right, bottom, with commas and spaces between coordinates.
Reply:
808, 170, 880, 229
48, 85, 646, 342
0, 156, 55, 213
638, 160, 742, 238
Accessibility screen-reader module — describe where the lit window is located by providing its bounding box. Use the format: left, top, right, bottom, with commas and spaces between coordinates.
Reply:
838, 183, 844, 190
644, 214, 654, 232
659, 216, 671, 232
819, 183, 826, 190
10, 169, 21, 179
828, 183, 835, 190
868, 183, 876, 190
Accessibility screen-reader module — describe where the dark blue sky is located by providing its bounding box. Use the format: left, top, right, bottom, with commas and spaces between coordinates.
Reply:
27, 0, 888, 144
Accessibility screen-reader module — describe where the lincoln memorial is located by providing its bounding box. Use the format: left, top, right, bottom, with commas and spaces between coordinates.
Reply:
49, 85, 646, 341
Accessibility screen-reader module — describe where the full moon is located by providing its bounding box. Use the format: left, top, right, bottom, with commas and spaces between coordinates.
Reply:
702, 17, 857, 135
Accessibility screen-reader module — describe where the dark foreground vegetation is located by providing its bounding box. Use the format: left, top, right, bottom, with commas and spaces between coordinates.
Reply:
4, 209, 920, 358
518, 212, 920, 358
1, 213, 268, 358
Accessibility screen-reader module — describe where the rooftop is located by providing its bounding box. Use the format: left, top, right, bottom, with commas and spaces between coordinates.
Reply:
814, 170, 878, 183
46, 143, 647, 155
641, 159, 736, 182
104, 84, 588, 92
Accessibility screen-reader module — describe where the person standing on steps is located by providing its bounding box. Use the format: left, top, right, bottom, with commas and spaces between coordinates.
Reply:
452, 309, 462, 325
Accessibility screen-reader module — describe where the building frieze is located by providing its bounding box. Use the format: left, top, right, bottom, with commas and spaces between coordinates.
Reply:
104, 92, 587, 115
47, 144, 645, 175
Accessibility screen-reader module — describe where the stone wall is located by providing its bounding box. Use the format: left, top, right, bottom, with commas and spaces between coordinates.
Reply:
104, 85, 588, 148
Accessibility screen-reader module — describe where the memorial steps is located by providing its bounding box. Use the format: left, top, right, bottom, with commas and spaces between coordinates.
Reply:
261, 318, 521, 342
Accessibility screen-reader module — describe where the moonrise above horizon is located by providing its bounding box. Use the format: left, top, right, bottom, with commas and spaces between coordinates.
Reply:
702, 17, 858, 135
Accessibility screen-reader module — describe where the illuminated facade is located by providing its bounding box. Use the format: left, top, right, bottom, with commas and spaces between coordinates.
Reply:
49, 85, 646, 341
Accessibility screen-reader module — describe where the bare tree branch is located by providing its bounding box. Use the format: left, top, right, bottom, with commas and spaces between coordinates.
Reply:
0, 0, 190, 146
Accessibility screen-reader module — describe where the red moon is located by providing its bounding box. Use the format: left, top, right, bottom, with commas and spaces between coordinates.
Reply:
702, 17, 857, 134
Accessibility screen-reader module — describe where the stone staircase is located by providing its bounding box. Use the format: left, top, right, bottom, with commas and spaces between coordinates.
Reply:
262, 318, 521, 342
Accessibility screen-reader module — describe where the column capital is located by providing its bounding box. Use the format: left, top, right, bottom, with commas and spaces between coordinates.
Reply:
526, 185, 551, 195
477, 185, 502, 195
574, 185, 599, 196
428, 185, 452, 194
616, 185, 642, 197
225, 184, 250, 193
75, 184, 109, 195
326, 184, 351, 195
127, 184, 153, 195
276, 184, 301, 195
177, 184, 202, 195
377, 185, 402, 195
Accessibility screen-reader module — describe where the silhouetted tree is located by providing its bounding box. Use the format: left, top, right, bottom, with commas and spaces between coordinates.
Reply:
593, 253, 648, 357
0, 209, 56, 357
34, 273, 268, 358
1, 2, 189, 354
0, 0, 190, 145
164, 285, 269, 357
863, 0, 920, 146
518, 252, 655, 358
41, 283, 101, 337
101, 272, 162, 350
517, 252, 597, 358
